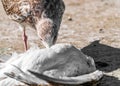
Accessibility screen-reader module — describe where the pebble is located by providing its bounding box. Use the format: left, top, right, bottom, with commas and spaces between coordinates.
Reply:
68, 16, 73, 21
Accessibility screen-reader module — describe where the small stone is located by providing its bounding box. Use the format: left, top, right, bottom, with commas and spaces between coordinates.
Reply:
99, 29, 104, 33
68, 16, 72, 21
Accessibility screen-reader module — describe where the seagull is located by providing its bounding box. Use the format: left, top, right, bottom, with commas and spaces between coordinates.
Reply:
0, 44, 103, 86
1, 0, 65, 50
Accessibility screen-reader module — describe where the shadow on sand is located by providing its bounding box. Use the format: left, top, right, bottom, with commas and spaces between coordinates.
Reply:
81, 40, 120, 86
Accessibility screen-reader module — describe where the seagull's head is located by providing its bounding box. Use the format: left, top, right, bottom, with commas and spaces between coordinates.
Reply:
36, 18, 58, 48
35, 0, 65, 48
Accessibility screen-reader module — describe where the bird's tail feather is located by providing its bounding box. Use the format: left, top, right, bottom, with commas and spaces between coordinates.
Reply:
28, 70, 103, 85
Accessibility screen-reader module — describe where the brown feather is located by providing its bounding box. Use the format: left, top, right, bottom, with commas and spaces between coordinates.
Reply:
1, 0, 65, 27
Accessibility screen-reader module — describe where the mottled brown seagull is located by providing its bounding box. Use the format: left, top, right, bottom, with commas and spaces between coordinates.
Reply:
1, 0, 65, 50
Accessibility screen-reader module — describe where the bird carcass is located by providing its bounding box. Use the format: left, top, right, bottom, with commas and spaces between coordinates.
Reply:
0, 44, 103, 86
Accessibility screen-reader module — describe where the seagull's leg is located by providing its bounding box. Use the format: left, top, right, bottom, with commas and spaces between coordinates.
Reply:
22, 27, 28, 51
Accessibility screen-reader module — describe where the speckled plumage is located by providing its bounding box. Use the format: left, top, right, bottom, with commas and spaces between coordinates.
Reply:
1, 0, 65, 48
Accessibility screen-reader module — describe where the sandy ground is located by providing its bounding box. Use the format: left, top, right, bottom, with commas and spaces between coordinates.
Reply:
0, 0, 120, 85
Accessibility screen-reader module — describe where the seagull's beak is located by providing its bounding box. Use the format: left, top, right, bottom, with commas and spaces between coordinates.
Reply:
42, 40, 53, 48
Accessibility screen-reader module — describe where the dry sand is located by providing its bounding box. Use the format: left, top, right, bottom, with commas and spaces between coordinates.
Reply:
0, 0, 120, 85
